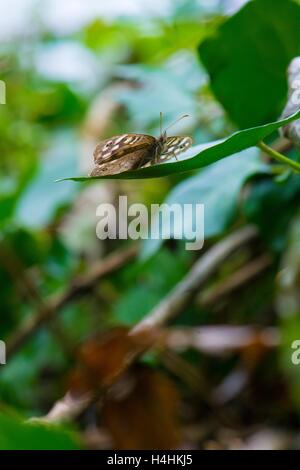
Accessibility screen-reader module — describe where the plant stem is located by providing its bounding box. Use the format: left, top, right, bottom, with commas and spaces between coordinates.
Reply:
258, 141, 300, 172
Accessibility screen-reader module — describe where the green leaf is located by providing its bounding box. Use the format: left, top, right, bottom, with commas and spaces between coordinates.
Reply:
60, 110, 300, 181
0, 411, 81, 450
199, 0, 300, 128
142, 148, 268, 259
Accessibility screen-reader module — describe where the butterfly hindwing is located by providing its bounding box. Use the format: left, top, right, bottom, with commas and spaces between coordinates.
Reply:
161, 136, 192, 160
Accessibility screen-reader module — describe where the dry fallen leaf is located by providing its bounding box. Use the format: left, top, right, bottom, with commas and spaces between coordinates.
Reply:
67, 327, 159, 395
103, 366, 182, 450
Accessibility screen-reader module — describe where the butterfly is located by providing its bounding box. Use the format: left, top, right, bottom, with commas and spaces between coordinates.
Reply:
90, 113, 193, 176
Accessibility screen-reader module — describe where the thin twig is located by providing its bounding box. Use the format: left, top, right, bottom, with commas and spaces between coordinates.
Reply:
197, 254, 271, 307
0, 243, 75, 356
258, 141, 300, 172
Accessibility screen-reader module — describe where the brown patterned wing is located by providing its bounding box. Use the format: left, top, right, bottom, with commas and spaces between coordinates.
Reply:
91, 134, 157, 176
90, 148, 156, 176
93, 134, 156, 165
159, 136, 193, 162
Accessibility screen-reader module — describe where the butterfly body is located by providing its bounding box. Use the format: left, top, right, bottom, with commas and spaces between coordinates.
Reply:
90, 129, 192, 176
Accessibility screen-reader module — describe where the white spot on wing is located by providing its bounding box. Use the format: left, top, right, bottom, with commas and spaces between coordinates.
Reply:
101, 152, 112, 160
181, 137, 190, 146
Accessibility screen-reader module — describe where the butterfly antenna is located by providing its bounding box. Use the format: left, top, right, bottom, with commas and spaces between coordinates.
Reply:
164, 114, 189, 133
160, 111, 163, 136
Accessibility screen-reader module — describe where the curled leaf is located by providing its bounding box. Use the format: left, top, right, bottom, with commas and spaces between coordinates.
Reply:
280, 57, 300, 147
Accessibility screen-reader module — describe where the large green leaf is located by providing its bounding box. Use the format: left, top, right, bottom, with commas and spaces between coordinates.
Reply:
0, 412, 80, 450
142, 148, 268, 259
199, 0, 300, 128
61, 110, 300, 181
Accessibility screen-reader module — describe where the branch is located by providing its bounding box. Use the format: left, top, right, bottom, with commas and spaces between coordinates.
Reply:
6, 245, 138, 358
38, 225, 258, 423
132, 225, 258, 334
30, 392, 92, 424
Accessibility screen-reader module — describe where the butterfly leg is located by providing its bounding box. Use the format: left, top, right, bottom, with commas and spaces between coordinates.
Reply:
137, 157, 150, 169
158, 151, 180, 163
162, 153, 178, 162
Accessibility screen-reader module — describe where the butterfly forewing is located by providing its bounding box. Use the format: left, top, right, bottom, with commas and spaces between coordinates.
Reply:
93, 134, 156, 165
90, 148, 155, 176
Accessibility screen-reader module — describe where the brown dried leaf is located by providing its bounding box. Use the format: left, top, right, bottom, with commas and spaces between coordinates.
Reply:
103, 367, 182, 450
67, 327, 159, 395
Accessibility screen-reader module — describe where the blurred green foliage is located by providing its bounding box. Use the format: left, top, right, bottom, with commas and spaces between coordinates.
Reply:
199, 0, 300, 128
1, 0, 300, 450
0, 411, 80, 450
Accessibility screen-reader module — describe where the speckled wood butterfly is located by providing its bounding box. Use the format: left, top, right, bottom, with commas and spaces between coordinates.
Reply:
90, 113, 192, 176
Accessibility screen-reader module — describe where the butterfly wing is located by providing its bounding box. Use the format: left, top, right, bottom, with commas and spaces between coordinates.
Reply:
160, 136, 193, 161
90, 133, 192, 176
93, 134, 156, 164
91, 134, 157, 176
90, 148, 156, 176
